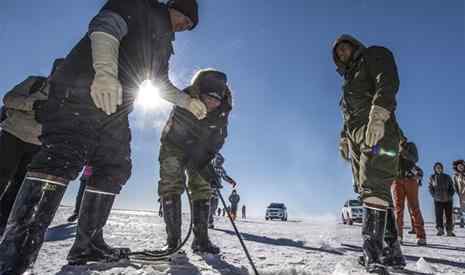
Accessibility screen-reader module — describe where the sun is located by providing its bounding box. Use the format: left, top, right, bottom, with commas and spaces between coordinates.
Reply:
135, 79, 170, 111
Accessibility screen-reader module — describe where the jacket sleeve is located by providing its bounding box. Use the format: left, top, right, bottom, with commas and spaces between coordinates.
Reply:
448, 175, 455, 196
428, 176, 435, 196
365, 46, 400, 112
89, 10, 128, 41
453, 175, 459, 193
3, 77, 45, 111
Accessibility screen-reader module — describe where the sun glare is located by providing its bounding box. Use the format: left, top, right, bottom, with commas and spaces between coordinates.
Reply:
135, 79, 169, 111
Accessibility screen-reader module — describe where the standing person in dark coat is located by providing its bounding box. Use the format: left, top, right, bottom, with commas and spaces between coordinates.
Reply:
242, 205, 246, 219
0, 58, 63, 236
228, 189, 240, 220
429, 162, 455, 236
67, 165, 93, 222
0, 0, 203, 273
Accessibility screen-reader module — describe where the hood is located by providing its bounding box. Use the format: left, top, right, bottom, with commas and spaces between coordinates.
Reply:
332, 34, 366, 75
453, 160, 465, 174
433, 162, 444, 174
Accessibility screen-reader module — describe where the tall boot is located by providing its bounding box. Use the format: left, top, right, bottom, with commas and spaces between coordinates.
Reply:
162, 194, 182, 251
191, 199, 220, 254
67, 191, 130, 265
382, 208, 406, 269
359, 207, 387, 273
0, 175, 67, 275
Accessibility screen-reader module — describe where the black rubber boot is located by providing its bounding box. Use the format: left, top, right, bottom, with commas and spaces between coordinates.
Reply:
0, 176, 67, 275
191, 199, 220, 254
382, 208, 406, 270
67, 191, 130, 265
359, 207, 387, 273
162, 194, 182, 251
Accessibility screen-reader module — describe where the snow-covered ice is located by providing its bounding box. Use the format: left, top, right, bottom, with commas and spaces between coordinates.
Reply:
32, 206, 465, 274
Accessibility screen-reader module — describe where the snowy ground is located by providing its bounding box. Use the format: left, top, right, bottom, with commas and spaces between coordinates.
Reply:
33, 206, 465, 275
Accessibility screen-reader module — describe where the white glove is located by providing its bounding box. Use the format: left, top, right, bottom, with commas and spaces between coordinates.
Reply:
365, 105, 390, 147
186, 98, 207, 120
90, 32, 122, 115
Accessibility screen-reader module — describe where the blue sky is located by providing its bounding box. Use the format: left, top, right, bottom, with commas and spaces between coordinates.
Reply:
0, 0, 464, 219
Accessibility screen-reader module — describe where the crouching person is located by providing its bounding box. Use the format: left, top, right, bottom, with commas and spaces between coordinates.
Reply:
158, 69, 232, 254
208, 153, 237, 228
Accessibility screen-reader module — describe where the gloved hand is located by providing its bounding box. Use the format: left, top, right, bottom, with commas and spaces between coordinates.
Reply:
186, 97, 207, 120
365, 105, 390, 147
211, 178, 223, 189
33, 100, 48, 123
90, 32, 122, 115
353, 183, 359, 194
339, 137, 350, 161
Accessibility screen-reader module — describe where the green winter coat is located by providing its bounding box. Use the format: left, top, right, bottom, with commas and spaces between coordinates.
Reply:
333, 35, 402, 204
333, 35, 400, 133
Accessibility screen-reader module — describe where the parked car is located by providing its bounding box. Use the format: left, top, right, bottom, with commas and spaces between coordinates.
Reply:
341, 199, 363, 225
265, 203, 288, 221
453, 207, 464, 228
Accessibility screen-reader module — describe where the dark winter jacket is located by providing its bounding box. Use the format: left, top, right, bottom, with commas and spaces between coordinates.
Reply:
161, 88, 231, 169
51, 0, 174, 105
332, 35, 400, 135
429, 172, 455, 202
229, 192, 240, 207
399, 142, 419, 178
1, 76, 48, 145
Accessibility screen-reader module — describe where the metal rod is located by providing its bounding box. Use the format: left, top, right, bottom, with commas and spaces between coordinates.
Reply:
216, 188, 260, 275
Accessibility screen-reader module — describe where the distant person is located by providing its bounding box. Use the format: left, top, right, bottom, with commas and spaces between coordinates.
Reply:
407, 166, 424, 235
222, 207, 227, 217
391, 139, 426, 245
453, 160, 465, 221
67, 165, 93, 222
228, 190, 240, 220
429, 162, 455, 236
242, 205, 246, 219
158, 198, 163, 217
0, 58, 63, 236
217, 207, 221, 216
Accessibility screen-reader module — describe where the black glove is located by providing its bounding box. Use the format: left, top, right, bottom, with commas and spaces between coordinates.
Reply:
0, 106, 7, 123
33, 100, 48, 123
353, 183, 360, 194
211, 177, 223, 189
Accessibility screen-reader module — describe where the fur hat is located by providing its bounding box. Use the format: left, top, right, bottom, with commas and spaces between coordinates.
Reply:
167, 0, 198, 30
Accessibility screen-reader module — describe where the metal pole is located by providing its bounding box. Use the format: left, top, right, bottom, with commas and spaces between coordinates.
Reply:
216, 189, 260, 275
